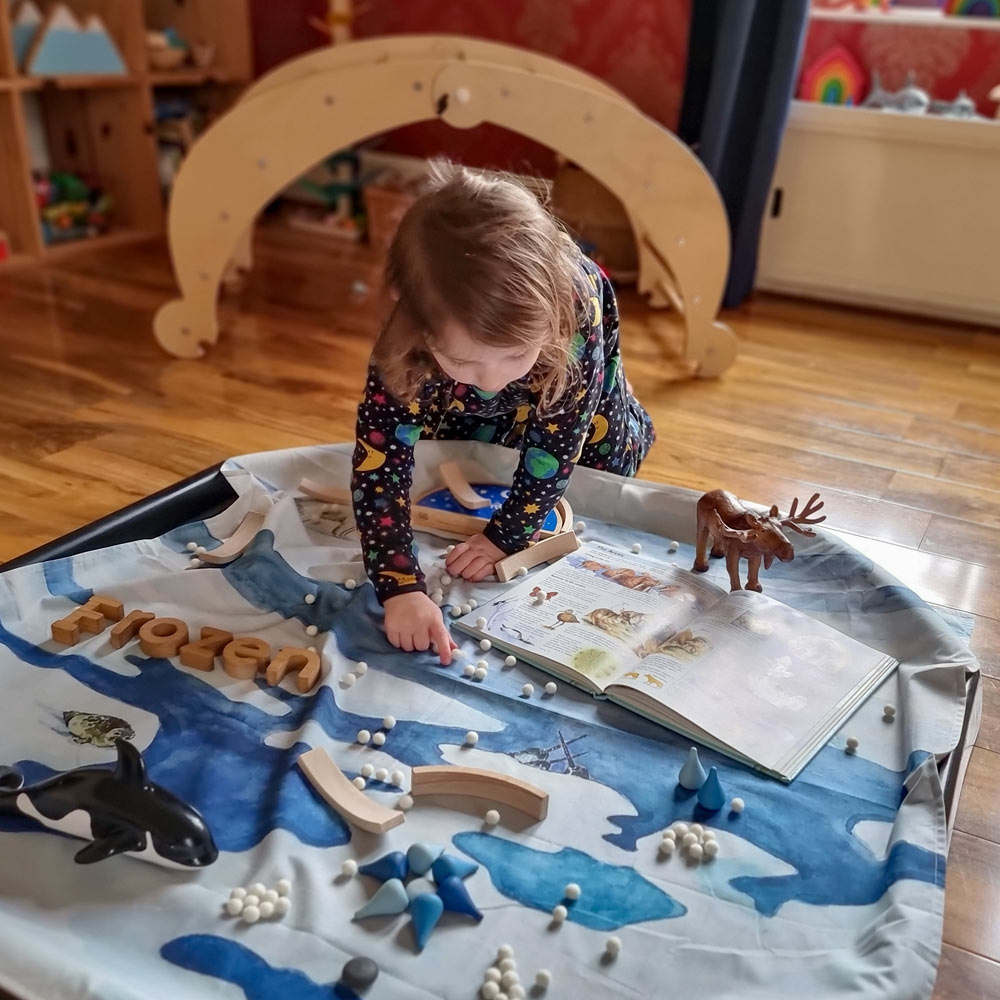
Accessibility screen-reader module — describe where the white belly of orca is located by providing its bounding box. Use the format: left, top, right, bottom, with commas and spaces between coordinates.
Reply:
15, 793, 192, 870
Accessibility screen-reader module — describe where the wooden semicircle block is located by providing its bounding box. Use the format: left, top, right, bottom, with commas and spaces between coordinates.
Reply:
410, 765, 548, 821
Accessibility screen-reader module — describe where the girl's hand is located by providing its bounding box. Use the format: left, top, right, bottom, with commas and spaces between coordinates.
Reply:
383, 592, 456, 664
446, 533, 506, 582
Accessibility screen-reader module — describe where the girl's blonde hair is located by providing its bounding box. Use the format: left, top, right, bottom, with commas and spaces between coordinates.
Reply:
373, 161, 585, 413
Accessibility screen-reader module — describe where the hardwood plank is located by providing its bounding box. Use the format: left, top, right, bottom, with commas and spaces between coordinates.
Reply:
940, 454, 1000, 494
976, 677, 1000, 755
907, 416, 1000, 463
887, 471, 1000, 530
921, 517, 1000, 570
933, 944, 1000, 1000
970, 614, 1000, 680
956, 402, 1000, 433
943, 831, 1000, 963
954, 748, 1000, 845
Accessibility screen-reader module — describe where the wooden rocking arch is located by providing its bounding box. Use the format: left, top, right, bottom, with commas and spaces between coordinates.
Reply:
154, 36, 737, 376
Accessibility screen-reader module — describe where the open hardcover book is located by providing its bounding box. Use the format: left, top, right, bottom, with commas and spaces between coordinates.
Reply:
456, 541, 897, 782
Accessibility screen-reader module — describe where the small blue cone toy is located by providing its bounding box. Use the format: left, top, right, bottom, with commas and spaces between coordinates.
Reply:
697, 766, 726, 812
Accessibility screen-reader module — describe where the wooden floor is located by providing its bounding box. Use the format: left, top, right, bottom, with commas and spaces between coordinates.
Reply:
0, 233, 999, 997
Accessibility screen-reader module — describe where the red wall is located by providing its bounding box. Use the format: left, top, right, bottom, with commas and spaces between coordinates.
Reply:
801, 19, 1000, 114
251, 0, 693, 176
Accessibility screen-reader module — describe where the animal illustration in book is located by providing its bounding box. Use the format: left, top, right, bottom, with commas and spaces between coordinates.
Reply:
544, 610, 581, 630
749, 656, 807, 712
571, 647, 620, 682
583, 607, 650, 641
733, 611, 775, 637
633, 628, 713, 661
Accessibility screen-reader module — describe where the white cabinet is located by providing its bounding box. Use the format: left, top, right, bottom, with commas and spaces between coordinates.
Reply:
757, 101, 1000, 326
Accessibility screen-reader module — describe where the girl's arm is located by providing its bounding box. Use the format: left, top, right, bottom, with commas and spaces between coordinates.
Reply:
351, 365, 428, 604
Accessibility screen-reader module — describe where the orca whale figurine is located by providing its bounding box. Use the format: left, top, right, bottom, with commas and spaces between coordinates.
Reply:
0, 739, 218, 869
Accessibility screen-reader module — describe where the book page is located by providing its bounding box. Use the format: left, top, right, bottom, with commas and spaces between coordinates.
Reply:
609, 590, 896, 768
463, 542, 728, 691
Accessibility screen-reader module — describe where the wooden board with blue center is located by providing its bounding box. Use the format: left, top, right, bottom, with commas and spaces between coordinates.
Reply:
416, 484, 561, 533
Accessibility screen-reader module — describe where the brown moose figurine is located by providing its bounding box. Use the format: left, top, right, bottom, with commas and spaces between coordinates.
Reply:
692, 490, 826, 592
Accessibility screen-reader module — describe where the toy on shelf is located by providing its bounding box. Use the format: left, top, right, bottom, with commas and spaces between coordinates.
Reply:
25, 4, 127, 78
692, 490, 826, 593
10, 0, 43, 69
929, 90, 982, 119
944, 0, 999, 16
146, 27, 214, 74
286, 149, 364, 241
33, 171, 112, 246
0, 739, 218, 869
798, 44, 867, 105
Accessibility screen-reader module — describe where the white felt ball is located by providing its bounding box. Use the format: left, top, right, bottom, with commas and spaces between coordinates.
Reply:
466, 731, 479, 746
469, 599, 478, 609
372, 732, 386, 746
658, 839, 674, 856
383, 715, 396, 729
508, 986, 526, 1000
225, 898, 244, 916
551, 904, 567, 923
186, 542, 198, 552
305, 625, 318, 637
304, 593, 316, 605
544, 681, 557, 694
274, 896, 291, 915
390, 770, 404, 786
355, 661, 368, 675
522, 683, 534, 697
480, 639, 492, 651
340, 672, 354, 687
341, 859, 358, 877
464, 664, 476, 677
360, 762, 375, 778
515, 567, 528, 577
189, 557, 202, 568
673, 822, 689, 836
482, 984, 500, 1000
730, 797, 745, 814
374, 768, 388, 782
241, 905, 261, 924
563, 883, 581, 900
230, 887, 247, 900
441, 574, 452, 585
668, 540, 679, 553
243, 894, 259, 907
883, 704, 896, 719
703, 840, 720, 858
501, 971, 519, 988
345, 579, 357, 590
450, 606, 462, 618
845, 736, 859, 753
574, 521, 585, 533
703, 829, 717, 843
276, 879, 292, 896
352, 776, 366, 790
631, 542, 642, 553
398, 794, 414, 810
263, 889, 279, 904
431, 592, 443, 605
446, 544, 455, 554
258, 901, 275, 918
357, 729, 371, 744
497, 945, 515, 960
249, 883, 266, 897
605, 936, 622, 956
474, 666, 488, 680
499, 958, 517, 973
689, 823, 704, 838
682, 832, 698, 847
505, 655, 517, 667
476, 616, 488, 628
688, 843, 704, 860
535, 970, 552, 988
485, 809, 500, 826
484, 968, 502, 983
477, 659, 489, 669
662, 829, 676, 842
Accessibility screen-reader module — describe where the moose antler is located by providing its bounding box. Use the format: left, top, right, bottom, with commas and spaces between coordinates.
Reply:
780, 493, 826, 537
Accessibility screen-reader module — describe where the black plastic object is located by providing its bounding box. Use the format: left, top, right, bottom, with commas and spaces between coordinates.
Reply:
1, 464, 237, 573
339, 956, 379, 995
0, 739, 218, 868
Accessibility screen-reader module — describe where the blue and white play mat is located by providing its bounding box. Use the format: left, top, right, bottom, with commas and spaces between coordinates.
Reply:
0, 441, 978, 1000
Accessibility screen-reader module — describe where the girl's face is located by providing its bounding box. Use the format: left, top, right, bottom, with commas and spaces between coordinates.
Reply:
430, 319, 540, 393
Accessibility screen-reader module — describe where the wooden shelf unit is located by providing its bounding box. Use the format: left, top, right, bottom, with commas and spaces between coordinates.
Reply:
0, 0, 252, 266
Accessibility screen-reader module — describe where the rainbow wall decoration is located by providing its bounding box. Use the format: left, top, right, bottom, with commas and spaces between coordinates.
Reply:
944, 0, 1000, 15
798, 44, 867, 106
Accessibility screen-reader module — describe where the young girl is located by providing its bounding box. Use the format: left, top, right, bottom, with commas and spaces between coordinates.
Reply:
352, 163, 655, 662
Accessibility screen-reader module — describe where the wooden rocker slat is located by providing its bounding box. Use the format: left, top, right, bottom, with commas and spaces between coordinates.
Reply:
198, 507, 270, 565
410, 765, 549, 821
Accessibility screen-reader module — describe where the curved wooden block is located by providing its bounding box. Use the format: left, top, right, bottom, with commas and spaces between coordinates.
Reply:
222, 637, 270, 680
266, 646, 321, 693
410, 765, 548, 821
439, 461, 490, 510
495, 529, 581, 583
298, 747, 405, 834
198, 508, 269, 565
138, 618, 190, 658
155, 38, 733, 374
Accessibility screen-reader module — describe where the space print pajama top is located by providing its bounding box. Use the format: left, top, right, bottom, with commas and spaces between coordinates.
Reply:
351, 254, 656, 604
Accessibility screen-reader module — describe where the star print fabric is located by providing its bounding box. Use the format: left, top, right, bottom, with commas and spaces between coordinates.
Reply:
352, 254, 655, 603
